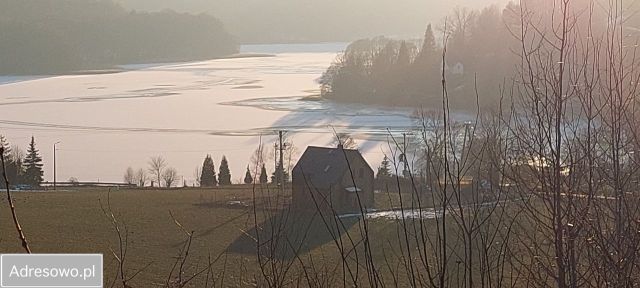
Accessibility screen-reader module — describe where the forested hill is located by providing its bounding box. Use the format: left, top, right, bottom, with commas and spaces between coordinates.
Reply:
320, 1, 629, 111
0, 0, 238, 75
320, 4, 518, 112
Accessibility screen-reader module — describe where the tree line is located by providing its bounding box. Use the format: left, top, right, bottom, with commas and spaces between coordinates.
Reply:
0, 135, 44, 188
0, 132, 296, 189
123, 151, 292, 188
0, 0, 238, 75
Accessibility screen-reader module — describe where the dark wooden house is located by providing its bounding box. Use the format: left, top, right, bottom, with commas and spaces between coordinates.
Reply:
292, 146, 374, 214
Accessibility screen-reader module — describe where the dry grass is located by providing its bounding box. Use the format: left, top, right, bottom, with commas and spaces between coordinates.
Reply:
0, 186, 417, 286
0, 187, 269, 286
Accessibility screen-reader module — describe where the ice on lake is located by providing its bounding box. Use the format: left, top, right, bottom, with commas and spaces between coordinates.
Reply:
0, 44, 421, 183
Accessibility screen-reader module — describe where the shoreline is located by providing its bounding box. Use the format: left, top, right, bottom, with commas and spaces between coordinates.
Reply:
0, 53, 276, 82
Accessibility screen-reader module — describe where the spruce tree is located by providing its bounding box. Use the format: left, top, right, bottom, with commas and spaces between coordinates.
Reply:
23, 136, 43, 186
0, 135, 11, 160
243, 166, 253, 184
259, 164, 268, 184
415, 24, 437, 65
376, 156, 392, 179
0, 135, 11, 188
200, 155, 217, 187
396, 41, 411, 68
271, 161, 289, 184
218, 156, 231, 185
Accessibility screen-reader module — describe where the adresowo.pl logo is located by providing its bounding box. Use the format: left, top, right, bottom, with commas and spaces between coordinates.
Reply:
1, 254, 102, 288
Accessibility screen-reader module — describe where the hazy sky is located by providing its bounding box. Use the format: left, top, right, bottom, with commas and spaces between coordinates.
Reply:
117, 0, 511, 43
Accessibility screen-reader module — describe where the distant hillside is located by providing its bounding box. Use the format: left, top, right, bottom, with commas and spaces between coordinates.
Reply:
116, 0, 510, 43
0, 0, 237, 75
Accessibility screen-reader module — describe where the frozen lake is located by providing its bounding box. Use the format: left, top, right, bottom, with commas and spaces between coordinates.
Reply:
0, 43, 420, 184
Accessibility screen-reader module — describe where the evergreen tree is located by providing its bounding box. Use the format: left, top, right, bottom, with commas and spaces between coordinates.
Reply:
200, 155, 217, 187
0, 135, 10, 160
243, 166, 254, 184
0, 135, 11, 188
411, 24, 440, 98
394, 41, 412, 98
23, 136, 43, 186
271, 161, 290, 184
396, 41, 411, 68
376, 156, 392, 179
259, 164, 268, 184
218, 156, 231, 185
415, 24, 437, 65
370, 41, 400, 102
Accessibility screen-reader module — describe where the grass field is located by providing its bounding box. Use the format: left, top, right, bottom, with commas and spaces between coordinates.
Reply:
1, 186, 430, 287
0, 187, 277, 286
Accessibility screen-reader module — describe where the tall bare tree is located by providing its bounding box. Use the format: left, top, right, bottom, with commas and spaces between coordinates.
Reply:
163, 167, 178, 188
332, 132, 358, 149
148, 156, 167, 188
135, 168, 147, 187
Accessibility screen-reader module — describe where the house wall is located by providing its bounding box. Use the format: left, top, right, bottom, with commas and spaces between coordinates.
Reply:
291, 182, 351, 214
291, 176, 313, 210
340, 162, 374, 212
291, 156, 375, 214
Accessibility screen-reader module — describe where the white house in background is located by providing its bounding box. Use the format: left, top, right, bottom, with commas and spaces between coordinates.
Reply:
452, 62, 464, 75
441, 61, 465, 76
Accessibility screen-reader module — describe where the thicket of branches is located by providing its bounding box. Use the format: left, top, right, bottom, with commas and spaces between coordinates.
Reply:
252, 0, 640, 286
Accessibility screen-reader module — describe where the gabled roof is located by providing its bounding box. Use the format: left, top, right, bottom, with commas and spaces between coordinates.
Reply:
292, 146, 372, 188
